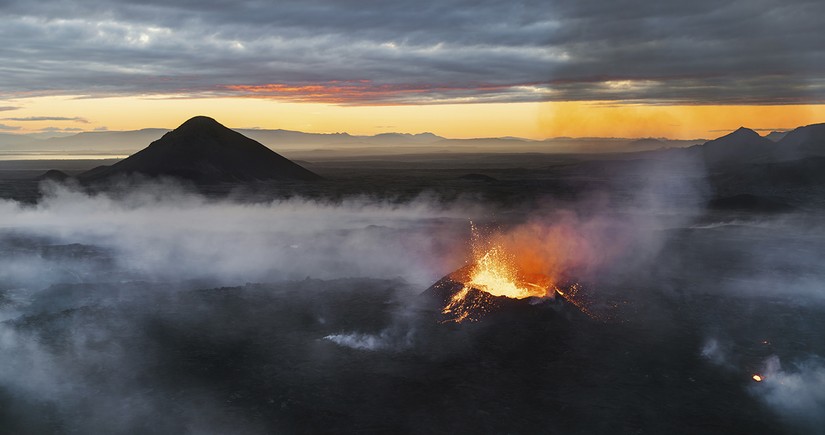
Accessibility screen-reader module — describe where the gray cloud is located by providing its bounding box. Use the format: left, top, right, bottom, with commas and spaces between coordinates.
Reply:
0, 0, 822, 104
0, 123, 20, 131
0, 106, 18, 112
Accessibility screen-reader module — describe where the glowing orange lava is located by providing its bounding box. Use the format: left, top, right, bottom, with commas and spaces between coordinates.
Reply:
440, 222, 559, 322
465, 245, 553, 299
752, 374, 763, 382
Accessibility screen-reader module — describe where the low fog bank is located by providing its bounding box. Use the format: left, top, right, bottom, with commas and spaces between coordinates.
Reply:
0, 180, 478, 290
0, 164, 823, 432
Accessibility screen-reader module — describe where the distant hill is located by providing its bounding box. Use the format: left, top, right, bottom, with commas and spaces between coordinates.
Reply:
0, 132, 37, 147
238, 129, 357, 146
368, 132, 442, 143
0, 129, 168, 153
42, 129, 169, 152
78, 116, 321, 182
764, 131, 788, 142
693, 127, 776, 166
238, 129, 445, 147
36, 169, 70, 182
626, 138, 665, 149
774, 122, 825, 160
673, 123, 825, 168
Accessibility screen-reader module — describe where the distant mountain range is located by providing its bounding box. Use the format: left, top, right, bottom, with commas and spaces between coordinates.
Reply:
0, 126, 702, 158
0, 128, 452, 153
2, 121, 824, 163
0, 132, 42, 147
673, 123, 825, 167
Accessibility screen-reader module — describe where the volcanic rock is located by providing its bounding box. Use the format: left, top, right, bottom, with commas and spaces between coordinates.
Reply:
423, 265, 588, 323
78, 116, 321, 182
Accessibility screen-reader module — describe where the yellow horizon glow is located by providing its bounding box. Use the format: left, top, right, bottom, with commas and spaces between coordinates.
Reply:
539, 102, 825, 139
3, 95, 825, 140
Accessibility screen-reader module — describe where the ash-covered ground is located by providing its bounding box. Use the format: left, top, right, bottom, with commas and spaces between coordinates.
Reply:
1, 154, 824, 434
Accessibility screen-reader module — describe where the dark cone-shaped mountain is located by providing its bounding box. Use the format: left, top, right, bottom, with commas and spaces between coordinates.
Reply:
79, 116, 321, 182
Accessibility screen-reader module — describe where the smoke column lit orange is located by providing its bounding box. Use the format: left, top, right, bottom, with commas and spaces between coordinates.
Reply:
464, 222, 554, 299
484, 211, 624, 285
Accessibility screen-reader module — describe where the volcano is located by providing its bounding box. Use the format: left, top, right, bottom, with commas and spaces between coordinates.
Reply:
422, 222, 593, 323
79, 116, 321, 182
424, 264, 590, 323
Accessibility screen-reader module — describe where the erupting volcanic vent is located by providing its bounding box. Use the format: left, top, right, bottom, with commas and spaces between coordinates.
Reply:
425, 223, 592, 323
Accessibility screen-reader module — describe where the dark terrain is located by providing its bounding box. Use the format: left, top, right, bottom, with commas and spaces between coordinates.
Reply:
0, 126, 824, 434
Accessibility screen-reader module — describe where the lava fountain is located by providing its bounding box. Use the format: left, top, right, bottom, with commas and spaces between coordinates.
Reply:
426, 222, 592, 323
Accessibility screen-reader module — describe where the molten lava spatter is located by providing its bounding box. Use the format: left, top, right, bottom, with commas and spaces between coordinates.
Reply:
466, 246, 553, 299
431, 222, 591, 323
555, 282, 596, 319
462, 222, 553, 298
752, 374, 763, 382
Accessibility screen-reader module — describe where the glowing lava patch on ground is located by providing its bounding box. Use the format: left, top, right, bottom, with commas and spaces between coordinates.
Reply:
752, 374, 763, 382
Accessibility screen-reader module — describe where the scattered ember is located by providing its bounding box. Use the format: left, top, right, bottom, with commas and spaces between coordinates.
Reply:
752, 374, 763, 382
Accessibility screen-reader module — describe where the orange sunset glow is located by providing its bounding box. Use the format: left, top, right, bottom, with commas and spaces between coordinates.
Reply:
4, 95, 825, 140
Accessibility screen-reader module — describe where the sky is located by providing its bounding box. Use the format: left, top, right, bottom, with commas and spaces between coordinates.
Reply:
1, 0, 824, 139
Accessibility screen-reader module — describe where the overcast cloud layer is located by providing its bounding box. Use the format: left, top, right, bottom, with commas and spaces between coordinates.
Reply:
0, 0, 823, 104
